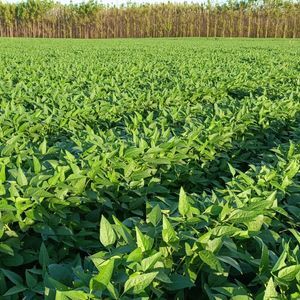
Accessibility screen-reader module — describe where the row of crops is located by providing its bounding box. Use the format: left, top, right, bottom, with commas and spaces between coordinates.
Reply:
0, 38, 300, 299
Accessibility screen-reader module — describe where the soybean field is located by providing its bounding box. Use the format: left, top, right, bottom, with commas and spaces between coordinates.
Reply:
0, 38, 300, 299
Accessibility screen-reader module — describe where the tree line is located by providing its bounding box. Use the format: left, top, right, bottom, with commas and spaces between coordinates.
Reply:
0, 0, 299, 38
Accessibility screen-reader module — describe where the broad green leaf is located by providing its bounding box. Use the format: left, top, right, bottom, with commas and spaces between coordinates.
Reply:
277, 265, 300, 282
0, 269, 23, 285
39, 139, 47, 155
147, 204, 162, 226
264, 277, 278, 300
56, 290, 89, 300
17, 167, 28, 187
124, 271, 158, 294
131, 169, 153, 181
291, 292, 300, 300
228, 163, 236, 177
4, 253, 24, 267
39, 243, 49, 267
290, 229, 300, 244
100, 216, 116, 247
0, 271, 6, 295
248, 215, 264, 231
136, 226, 153, 252
0, 243, 14, 256
286, 160, 299, 179
156, 270, 172, 283
90, 259, 114, 291
25, 270, 37, 289
256, 238, 269, 275
112, 215, 134, 245
141, 252, 162, 272
272, 250, 287, 273
0, 164, 6, 182
211, 226, 241, 237
32, 156, 41, 174
44, 273, 68, 291
107, 282, 119, 299
199, 250, 222, 272
0, 182, 5, 195
162, 215, 178, 245
0, 222, 3, 239
127, 247, 143, 263
218, 256, 242, 274
178, 187, 190, 217
48, 264, 73, 285
3, 285, 27, 296
228, 209, 261, 224
165, 274, 194, 290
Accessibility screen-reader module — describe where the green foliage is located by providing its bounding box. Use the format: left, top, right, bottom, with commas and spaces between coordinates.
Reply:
0, 38, 300, 299
0, 0, 299, 38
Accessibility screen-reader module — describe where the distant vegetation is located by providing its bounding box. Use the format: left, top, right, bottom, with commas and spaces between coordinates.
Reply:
0, 0, 299, 38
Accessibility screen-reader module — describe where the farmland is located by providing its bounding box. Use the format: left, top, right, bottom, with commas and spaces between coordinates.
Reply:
0, 38, 300, 299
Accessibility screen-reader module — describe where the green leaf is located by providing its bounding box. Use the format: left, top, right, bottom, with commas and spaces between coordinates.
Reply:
72, 177, 86, 194
0, 164, 6, 182
90, 259, 114, 291
156, 270, 172, 283
199, 250, 222, 272
3, 285, 27, 296
291, 292, 300, 300
272, 250, 287, 273
17, 167, 28, 187
277, 265, 300, 282
44, 273, 68, 291
287, 142, 295, 159
0, 182, 5, 196
0, 271, 6, 295
0, 222, 3, 239
25, 270, 37, 289
264, 277, 278, 300
56, 290, 89, 300
4, 253, 24, 267
228, 163, 236, 177
99, 215, 116, 247
124, 271, 158, 294
147, 204, 162, 226
107, 282, 119, 299
256, 238, 269, 275
0, 243, 14, 256
131, 169, 153, 181
162, 215, 178, 245
112, 215, 134, 245
48, 264, 73, 285
286, 160, 299, 179
237, 171, 254, 185
136, 226, 153, 252
289, 229, 300, 244
39, 243, 50, 267
141, 252, 162, 272
178, 187, 190, 217
0, 269, 23, 285
165, 274, 194, 290
39, 139, 47, 155
218, 256, 242, 274
127, 247, 143, 263
228, 209, 260, 224
32, 156, 42, 174
248, 215, 264, 231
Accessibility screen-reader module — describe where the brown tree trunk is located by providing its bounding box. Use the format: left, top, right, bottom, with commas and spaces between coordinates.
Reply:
247, 11, 252, 37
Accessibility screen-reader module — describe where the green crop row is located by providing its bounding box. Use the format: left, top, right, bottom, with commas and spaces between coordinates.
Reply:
0, 38, 300, 299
